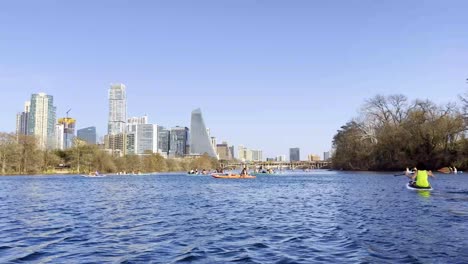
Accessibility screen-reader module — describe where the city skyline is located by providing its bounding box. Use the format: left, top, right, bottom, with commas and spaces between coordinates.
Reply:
1, 1, 468, 159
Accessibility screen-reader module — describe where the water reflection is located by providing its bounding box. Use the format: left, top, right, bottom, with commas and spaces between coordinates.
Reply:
417, 190, 431, 198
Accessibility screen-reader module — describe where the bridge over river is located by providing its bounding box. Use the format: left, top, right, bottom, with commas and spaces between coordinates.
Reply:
220, 160, 331, 170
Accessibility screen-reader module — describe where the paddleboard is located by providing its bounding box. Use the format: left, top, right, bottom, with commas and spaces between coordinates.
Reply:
406, 181, 433, 191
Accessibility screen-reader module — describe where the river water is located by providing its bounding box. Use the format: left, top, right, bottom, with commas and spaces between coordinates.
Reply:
0, 171, 467, 263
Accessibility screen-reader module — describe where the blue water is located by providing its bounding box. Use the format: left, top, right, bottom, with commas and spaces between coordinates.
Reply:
1, 171, 467, 263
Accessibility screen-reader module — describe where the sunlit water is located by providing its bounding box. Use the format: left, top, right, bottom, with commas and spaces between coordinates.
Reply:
0, 171, 467, 263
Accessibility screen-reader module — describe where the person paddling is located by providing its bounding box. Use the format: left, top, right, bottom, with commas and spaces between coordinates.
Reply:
407, 162, 435, 189
240, 167, 248, 177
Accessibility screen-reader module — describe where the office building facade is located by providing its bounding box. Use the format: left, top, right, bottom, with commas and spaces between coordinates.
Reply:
289, 148, 300, 162
127, 123, 158, 155
77, 127, 97, 145
105, 133, 127, 156
158, 126, 170, 155
28, 93, 56, 149
169, 126, 189, 157
251, 150, 263, 161
216, 142, 232, 160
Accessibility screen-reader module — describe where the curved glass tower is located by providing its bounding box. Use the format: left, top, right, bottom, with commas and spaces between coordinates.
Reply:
190, 108, 218, 159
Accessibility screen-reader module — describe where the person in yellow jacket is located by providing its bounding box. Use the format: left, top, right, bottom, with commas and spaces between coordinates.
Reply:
407, 162, 435, 188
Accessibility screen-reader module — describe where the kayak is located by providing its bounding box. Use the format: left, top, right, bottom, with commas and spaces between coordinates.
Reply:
406, 181, 433, 191
211, 173, 256, 179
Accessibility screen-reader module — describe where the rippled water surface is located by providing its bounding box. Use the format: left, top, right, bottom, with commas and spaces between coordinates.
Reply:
1, 171, 468, 263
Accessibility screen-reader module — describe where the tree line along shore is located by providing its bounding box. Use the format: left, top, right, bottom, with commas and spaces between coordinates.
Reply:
332, 93, 468, 171
0, 135, 220, 175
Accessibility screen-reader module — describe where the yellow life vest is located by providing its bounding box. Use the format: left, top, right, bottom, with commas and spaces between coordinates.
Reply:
416, 170, 430, 187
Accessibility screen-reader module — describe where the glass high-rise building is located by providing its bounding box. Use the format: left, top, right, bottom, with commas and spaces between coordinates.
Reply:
289, 148, 300, 162
16, 101, 30, 136
108, 84, 127, 135
169, 126, 189, 157
158, 126, 170, 155
77, 127, 97, 145
189, 108, 217, 159
28, 93, 56, 149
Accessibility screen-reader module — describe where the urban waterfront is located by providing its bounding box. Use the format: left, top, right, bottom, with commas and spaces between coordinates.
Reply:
1, 171, 467, 263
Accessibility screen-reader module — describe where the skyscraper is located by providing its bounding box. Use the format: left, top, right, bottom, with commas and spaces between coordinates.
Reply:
108, 84, 127, 135
28, 93, 56, 149
290, 148, 300, 162
157, 126, 170, 155
169, 126, 189, 157
189, 108, 217, 159
77, 127, 97, 145
16, 101, 30, 136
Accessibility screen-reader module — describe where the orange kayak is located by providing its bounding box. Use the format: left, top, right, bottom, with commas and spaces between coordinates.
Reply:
211, 173, 256, 179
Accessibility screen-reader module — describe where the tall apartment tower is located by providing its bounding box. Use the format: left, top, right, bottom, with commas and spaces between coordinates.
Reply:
28, 93, 56, 149
108, 84, 127, 135
16, 101, 30, 136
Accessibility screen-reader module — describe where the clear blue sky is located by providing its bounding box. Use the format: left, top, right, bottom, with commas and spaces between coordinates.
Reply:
1, 0, 467, 159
